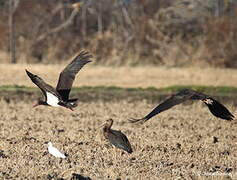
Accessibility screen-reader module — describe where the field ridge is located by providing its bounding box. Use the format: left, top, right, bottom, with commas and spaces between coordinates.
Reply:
1, 85, 237, 103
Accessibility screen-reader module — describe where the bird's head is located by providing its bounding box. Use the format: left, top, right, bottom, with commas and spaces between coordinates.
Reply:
202, 98, 214, 105
47, 142, 52, 147
104, 119, 114, 130
105, 118, 113, 127
33, 99, 47, 108
98, 118, 114, 130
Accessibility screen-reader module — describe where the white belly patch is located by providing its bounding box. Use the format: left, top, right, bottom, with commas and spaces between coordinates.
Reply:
46, 92, 60, 107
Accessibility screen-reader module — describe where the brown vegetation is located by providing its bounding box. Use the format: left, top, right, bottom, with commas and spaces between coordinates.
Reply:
202, 15, 237, 67
0, 0, 237, 67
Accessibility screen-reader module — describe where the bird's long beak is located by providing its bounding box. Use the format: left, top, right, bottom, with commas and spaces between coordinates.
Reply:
98, 122, 106, 129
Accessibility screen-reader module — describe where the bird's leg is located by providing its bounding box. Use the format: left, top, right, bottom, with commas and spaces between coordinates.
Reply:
68, 107, 74, 111
63, 106, 74, 111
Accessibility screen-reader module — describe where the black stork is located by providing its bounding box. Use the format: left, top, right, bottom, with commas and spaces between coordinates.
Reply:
102, 119, 133, 153
129, 88, 235, 123
25, 51, 92, 111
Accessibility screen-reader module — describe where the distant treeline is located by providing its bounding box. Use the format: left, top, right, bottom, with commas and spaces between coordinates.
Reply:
0, 0, 237, 67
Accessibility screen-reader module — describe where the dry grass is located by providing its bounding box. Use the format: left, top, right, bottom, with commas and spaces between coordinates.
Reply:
0, 64, 237, 88
0, 99, 236, 179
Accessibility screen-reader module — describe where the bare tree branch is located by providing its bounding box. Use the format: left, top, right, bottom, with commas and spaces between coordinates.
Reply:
9, 0, 20, 63
34, 7, 80, 45
12, 0, 20, 13
121, 4, 134, 29
33, 3, 64, 39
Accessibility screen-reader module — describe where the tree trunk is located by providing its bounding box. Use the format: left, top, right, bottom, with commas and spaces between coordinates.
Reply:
9, 0, 16, 63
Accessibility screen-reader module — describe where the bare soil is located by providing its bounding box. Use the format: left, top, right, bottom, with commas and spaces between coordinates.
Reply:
0, 98, 236, 179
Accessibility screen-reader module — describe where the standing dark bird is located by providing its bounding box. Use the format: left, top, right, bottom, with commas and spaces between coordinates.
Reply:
25, 51, 92, 110
102, 119, 133, 153
129, 89, 235, 123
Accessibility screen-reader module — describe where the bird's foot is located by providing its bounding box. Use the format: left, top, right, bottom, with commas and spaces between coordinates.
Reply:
128, 117, 147, 124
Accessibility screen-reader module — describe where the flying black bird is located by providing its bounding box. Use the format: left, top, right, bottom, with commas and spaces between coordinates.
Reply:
129, 89, 234, 123
25, 51, 92, 110
102, 119, 133, 153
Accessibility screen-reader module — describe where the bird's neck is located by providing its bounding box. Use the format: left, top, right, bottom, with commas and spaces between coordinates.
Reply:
103, 126, 109, 132
103, 126, 112, 135
103, 127, 111, 139
39, 101, 49, 106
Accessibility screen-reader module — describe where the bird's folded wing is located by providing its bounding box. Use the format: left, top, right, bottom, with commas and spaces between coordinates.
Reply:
109, 130, 132, 153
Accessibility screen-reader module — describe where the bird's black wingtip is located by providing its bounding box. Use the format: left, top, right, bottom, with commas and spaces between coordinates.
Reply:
80, 50, 93, 57
79, 50, 92, 56
25, 69, 30, 74
25, 69, 34, 77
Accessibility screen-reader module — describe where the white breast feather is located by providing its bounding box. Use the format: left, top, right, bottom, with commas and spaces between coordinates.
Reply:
46, 92, 60, 107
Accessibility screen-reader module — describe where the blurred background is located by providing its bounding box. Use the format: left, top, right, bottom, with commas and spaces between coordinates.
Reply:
0, 0, 237, 67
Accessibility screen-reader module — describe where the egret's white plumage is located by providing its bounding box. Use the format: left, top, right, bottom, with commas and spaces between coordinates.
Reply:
46, 92, 60, 107
47, 142, 66, 158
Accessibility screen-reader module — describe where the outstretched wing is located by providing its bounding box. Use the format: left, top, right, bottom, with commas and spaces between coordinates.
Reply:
129, 89, 235, 123
56, 51, 92, 101
129, 89, 195, 123
25, 69, 59, 100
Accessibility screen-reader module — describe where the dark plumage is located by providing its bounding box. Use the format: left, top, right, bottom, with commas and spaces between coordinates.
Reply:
102, 119, 133, 153
25, 51, 92, 110
129, 89, 235, 123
